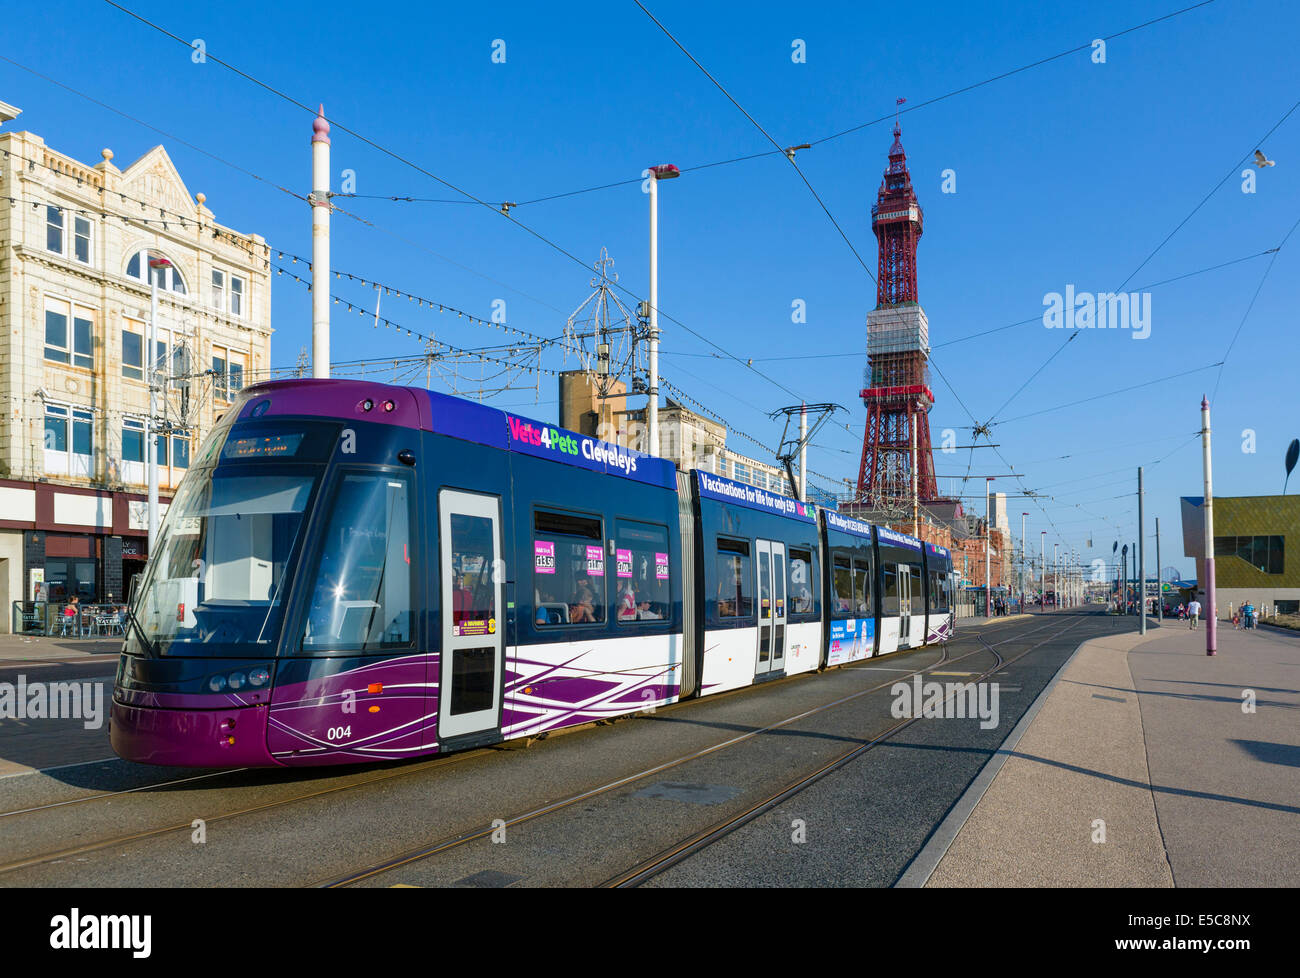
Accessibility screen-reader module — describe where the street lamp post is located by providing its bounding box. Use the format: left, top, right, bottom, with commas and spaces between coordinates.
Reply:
1138, 466, 1147, 635
146, 255, 172, 554
985, 477, 995, 617
646, 163, 679, 457
1040, 531, 1046, 613
1201, 396, 1217, 655
1155, 516, 1163, 623
311, 105, 331, 379
1053, 542, 1059, 611
1020, 512, 1028, 613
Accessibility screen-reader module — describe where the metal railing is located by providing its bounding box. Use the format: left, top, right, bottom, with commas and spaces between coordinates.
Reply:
11, 601, 127, 638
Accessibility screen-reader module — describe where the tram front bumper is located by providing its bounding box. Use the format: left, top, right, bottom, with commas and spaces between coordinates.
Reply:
111, 699, 281, 767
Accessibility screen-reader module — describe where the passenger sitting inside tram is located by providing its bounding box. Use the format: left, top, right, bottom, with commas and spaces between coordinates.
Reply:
569, 581, 597, 623
636, 601, 662, 620
618, 584, 638, 620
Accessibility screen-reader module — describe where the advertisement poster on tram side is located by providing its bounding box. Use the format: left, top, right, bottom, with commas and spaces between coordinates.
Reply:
827, 617, 874, 666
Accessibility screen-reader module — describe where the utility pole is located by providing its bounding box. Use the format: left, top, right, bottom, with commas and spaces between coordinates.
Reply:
799, 402, 808, 501
985, 477, 994, 617
146, 258, 164, 553
310, 105, 331, 379
1155, 516, 1163, 623
646, 163, 679, 457
911, 424, 919, 537
1040, 530, 1046, 613
1021, 512, 1027, 612
1201, 396, 1217, 655
1045, 543, 1055, 611
1138, 467, 1147, 635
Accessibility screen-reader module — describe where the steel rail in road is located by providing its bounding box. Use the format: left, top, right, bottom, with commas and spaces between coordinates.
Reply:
600, 614, 1091, 888
317, 617, 1071, 888
0, 616, 1064, 883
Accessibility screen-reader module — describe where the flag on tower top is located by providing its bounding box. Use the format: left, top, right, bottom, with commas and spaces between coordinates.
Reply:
897, 97, 906, 105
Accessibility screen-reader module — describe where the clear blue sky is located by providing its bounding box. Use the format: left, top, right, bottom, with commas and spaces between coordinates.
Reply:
5, 0, 1298, 578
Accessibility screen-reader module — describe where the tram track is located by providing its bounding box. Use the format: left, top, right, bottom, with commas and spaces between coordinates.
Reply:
601, 614, 1088, 887
316, 615, 1073, 888
0, 616, 1072, 883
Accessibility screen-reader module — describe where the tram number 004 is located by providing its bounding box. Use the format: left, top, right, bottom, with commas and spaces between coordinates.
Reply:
326, 726, 352, 741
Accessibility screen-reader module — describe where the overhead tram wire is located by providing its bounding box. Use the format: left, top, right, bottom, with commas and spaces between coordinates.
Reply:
1211, 208, 1300, 400
631, 0, 1003, 486
322, 0, 1220, 212
0, 52, 571, 320
102, 2, 811, 408
994, 361, 1224, 426
985, 91, 1300, 427
659, 247, 1276, 363
631, 0, 875, 279
97, 0, 1211, 520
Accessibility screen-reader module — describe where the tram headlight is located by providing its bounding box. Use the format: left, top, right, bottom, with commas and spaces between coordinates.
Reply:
227, 672, 246, 690
208, 675, 227, 693
249, 668, 270, 687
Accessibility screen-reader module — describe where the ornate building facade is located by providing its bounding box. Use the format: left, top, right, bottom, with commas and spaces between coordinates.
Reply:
0, 100, 272, 625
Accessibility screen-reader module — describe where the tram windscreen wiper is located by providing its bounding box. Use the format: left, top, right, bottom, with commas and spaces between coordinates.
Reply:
124, 607, 156, 658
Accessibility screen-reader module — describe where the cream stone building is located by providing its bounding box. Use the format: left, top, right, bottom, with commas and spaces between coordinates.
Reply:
558, 369, 792, 496
0, 100, 272, 627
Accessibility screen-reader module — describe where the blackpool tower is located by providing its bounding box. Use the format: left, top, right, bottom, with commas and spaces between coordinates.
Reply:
855, 122, 939, 505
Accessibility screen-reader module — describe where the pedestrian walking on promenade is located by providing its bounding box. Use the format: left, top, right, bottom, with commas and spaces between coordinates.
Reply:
1187, 598, 1201, 629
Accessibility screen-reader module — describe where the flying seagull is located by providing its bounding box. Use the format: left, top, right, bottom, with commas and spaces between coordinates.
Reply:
1253, 149, 1276, 168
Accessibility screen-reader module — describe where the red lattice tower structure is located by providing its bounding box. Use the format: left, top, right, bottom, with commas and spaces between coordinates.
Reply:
855, 121, 939, 505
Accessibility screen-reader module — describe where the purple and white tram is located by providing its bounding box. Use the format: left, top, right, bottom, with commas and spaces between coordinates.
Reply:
111, 379, 953, 767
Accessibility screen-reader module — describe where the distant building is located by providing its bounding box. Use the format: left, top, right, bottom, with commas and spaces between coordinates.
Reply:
1181, 494, 1298, 614
0, 101, 272, 624
558, 370, 792, 496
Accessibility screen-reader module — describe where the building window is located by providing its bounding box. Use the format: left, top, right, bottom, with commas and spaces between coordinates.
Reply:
1214, 535, 1284, 575
122, 418, 145, 463
122, 320, 144, 380
171, 431, 191, 470
213, 346, 246, 403
230, 275, 244, 317
46, 206, 64, 254
74, 216, 92, 264
43, 403, 93, 477
44, 301, 69, 364
125, 250, 186, 294
211, 269, 226, 310
43, 299, 93, 369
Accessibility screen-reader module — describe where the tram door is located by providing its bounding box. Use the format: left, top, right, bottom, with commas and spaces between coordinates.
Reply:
755, 540, 787, 677
898, 563, 912, 646
437, 489, 505, 743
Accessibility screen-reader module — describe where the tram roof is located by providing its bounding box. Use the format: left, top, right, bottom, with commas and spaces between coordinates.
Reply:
234, 379, 677, 490
696, 470, 816, 523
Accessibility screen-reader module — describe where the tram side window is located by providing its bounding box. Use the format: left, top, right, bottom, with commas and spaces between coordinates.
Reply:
832, 554, 853, 614
909, 566, 923, 611
789, 548, 814, 616
716, 537, 753, 619
882, 564, 900, 616
616, 519, 670, 622
852, 558, 871, 615
533, 509, 605, 627
929, 570, 949, 611
302, 473, 413, 651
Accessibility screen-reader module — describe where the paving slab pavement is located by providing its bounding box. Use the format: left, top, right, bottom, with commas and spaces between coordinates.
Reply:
924, 622, 1300, 887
